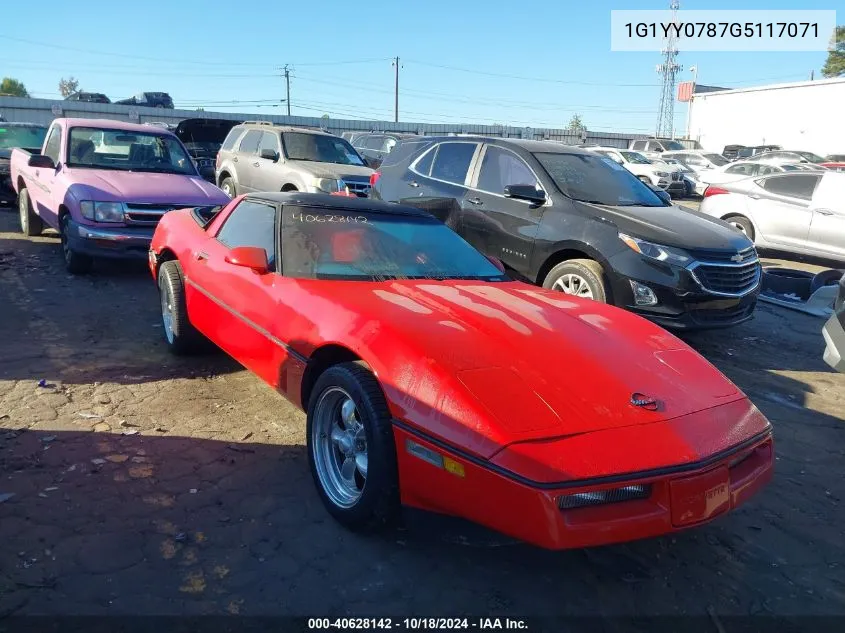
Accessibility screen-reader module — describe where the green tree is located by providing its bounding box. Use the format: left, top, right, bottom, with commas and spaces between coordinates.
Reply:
321, 113, 330, 120
821, 25, 845, 77
58, 77, 80, 97
0, 77, 29, 97
567, 113, 586, 132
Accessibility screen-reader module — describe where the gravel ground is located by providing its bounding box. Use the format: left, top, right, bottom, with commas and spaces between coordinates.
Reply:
0, 208, 843, 624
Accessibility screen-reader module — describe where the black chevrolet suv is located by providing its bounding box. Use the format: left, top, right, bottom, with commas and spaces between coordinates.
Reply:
372, 137, 761, 329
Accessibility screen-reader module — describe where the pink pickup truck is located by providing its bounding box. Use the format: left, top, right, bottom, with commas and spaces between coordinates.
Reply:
10, 118, 231, 274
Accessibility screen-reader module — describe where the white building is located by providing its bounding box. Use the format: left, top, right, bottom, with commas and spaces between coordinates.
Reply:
688, 76, 845, 156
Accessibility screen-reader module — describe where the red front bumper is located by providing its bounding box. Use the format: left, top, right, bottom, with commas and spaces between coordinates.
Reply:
393, 425, 773, 550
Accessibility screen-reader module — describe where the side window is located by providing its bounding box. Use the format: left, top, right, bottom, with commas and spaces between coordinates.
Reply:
412, 146, 436, 176
258, 132, 280, 157
221, 128, 242, 152
757, 165, 776, 175
237, 130, 262, 155
647, 141, 661, 151
726, 164, 754, 175
216, 200, 278, 267
757, 174, 821, 200
476, 146, 538, 194
43, 126, 62, 164
364, 136, 385, 150
631, 141, 646, 150
429, 142, 477, 185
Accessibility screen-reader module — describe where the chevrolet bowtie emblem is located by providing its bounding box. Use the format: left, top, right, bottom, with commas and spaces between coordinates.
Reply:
731, 253, 744, 263
631, 393, 659, 410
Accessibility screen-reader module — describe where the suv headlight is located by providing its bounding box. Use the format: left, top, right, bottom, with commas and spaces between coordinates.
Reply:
80, 201, 126, 223
654, 171, 670, 177
619, 233, 692, 266
310, 177, 344, 194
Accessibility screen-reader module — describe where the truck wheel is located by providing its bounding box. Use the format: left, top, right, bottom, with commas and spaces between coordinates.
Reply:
157, 260, 204, 355
543, 259, 608, 303
219, 177, 236, 197
18, 188, 43, 237
60, 214, 93, 275
307, 362, 400, 531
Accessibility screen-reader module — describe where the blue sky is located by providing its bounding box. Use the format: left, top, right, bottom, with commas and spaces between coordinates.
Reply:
1, 0, 838, 134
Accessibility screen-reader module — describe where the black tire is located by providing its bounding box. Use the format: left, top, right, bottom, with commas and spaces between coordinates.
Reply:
157, 260, 204, 355
18, 188, 43, 237
724, 215, 755, 241
306, 362, 400, 530
219, 177, 236, 197
59, 214, 93, 274
542, 258, 609, 303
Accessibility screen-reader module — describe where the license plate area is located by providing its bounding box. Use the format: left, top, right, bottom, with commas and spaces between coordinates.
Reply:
669, 466, 730, 527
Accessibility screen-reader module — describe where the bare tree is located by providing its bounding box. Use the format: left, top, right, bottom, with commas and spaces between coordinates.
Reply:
58, 77, 80, 98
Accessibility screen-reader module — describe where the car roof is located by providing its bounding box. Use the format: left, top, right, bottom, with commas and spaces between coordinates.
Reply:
245, 192, 433, 217
411, 136, 594, 156
234, 122, 334, 136
58, 118, 177, 135
0, 122, 48, 128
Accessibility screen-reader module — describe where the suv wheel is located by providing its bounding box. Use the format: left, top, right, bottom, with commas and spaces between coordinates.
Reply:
543, 259, 608, 303
220, 177, 236, 197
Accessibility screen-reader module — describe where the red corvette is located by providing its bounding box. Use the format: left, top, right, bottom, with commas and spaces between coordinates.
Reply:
148, 192, 774, 550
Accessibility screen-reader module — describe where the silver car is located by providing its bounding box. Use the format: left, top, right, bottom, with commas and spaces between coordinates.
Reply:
699, 171, 845, 261
823, 272, 845, 373
216, 122, 374, 197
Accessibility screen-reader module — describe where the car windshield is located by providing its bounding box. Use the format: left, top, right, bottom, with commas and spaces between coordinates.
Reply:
281, 206, 509, 281
282, 133, 365, 166
826, 155, 845, 162
533, 152, 665, 207
66, 127, 196, 174
796, 151, 826, 164
0, 125, 48, 151
621, 151, 651, 164
703, 153, 729, 166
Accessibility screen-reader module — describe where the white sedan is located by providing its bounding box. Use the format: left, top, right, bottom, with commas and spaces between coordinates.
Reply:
699, 171, 845, 261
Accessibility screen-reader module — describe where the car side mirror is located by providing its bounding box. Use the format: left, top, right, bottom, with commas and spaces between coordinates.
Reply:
260, 149, 279, 162
485, 255, 506, 273
28, 154, 55, 169
504, 184, 546, 205
224, 246, 270, 274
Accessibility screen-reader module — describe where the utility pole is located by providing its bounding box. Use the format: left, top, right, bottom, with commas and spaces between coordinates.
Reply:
655, 0, 681, 138
283, 64, 291, 117
393, 56, 399, 123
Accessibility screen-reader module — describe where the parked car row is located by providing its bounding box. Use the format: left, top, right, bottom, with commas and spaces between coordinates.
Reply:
64, 91, 175, 108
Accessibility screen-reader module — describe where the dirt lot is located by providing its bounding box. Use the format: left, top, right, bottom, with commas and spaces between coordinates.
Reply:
1, 208, 843, 624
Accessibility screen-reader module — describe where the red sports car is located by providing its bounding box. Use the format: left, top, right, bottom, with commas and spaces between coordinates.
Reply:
148, 193, 774, 550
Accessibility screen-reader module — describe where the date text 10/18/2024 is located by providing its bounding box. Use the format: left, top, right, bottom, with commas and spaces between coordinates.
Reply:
308, 618, 529, 630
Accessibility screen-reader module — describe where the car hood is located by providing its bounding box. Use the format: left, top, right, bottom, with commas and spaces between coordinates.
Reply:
313, 279, 744, 452
580, 200, 753, 252
297, 161, 374, 181
66, 168, 230, 204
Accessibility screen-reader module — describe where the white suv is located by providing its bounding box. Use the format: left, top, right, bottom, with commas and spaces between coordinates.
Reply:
586, 147, 686, 197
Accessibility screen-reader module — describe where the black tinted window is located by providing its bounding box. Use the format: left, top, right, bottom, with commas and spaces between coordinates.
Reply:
430, 143, 477, 185
534, 152, 664, 207
477, 146, 538, 194
758, 174, 820, 200
217, 200, 277, 267
43, 127, 62, 163
412, 146, 435, 175
221, 128, 242, 151
258, 132, 280, 155
238, 130, 262, 154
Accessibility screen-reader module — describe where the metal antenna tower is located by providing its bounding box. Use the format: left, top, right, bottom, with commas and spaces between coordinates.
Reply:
655, 0, 682, 138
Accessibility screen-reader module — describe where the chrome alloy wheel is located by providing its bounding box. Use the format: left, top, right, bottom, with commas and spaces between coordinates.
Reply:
312, 387, 368, 508
552, 273, 594, 299
160, 279, 175, 344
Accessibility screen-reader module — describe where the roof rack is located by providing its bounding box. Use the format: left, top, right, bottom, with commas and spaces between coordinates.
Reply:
242, 120, 274, 126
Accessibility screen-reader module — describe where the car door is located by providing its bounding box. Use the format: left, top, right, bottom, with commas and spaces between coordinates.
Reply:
747, 174, 820, 249
28, 123, 63, 228
402, 141, 480, 232
463, 144, 546, 275
233, 130, 262, 192
806, 175, 845, 258
185, 198, 283, 385
251, 131, 283, 193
